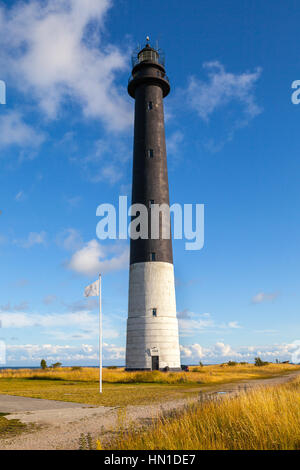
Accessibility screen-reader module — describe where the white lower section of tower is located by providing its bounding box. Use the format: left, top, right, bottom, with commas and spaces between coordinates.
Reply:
126, 261, 181, 370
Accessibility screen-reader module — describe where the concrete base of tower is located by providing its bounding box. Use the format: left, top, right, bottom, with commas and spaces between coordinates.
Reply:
126, 261, 181, 371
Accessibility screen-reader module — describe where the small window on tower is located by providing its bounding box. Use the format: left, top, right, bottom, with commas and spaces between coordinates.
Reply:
152, 308, 157, 317
150, 252, 156, 261
147, 101, 153, 110
149, 199, 155, 208
148, 149, 154, 158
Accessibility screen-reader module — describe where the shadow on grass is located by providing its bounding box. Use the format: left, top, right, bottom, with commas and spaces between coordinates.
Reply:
27, 376, 65, 381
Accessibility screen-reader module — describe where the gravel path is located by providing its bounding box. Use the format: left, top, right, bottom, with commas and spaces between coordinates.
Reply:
0, 371, 299, 450
0, 395, 96, 413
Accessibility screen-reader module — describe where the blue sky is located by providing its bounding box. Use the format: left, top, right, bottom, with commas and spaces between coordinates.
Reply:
0, 0, 300, 366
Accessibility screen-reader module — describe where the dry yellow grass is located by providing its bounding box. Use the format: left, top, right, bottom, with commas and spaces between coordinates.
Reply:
103, 376, 300, 450
1, 363, 298, 385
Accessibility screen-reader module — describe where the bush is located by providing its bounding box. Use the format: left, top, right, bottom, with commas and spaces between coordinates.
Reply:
51, 362, 62, 369
227, 361, 237, 366
255, 357, 269, 367
71, 366, 82, 371
106, 366, 118, 369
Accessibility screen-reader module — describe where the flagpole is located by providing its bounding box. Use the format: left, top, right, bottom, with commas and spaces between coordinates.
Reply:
99, 273, 102, 394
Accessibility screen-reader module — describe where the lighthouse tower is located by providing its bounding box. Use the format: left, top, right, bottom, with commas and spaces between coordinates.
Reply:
125, 40, 181, 371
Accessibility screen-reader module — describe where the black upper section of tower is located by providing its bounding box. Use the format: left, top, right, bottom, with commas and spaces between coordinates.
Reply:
128, 41, 173, 266
128, 43, 170, 99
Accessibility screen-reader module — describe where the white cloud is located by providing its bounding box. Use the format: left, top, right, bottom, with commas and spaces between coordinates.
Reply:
43, 295, 57, 305
120, 183, 131, 197
252, 292, 278, 304
0, 302, 121, 345
254, 329, 278, 334
179, 345, 193, 358
191, 343, 205, 357
0, 341, 5, 364
185, 61, 262, 151
213, 342, 234, 356
0, 111, 45, 148
96, 165, 123, 184
167, 131, 184, 157
77, 136, 131, 185
103, 342, 125, 360
63, 298, 99, 314
177, 309, 191, 319
66, 196, 81, 208
15, 190, 26, 202
187, 61, 262, 121
178, 311, 242, 336
179, 340, 300, 364
14, 231, 47, 248
5, 342, 125, 364
180, 342, 232, 361
291, 340, 300, 364
13, 279, 30, 288
227, 321, 241, 329
6, 343, 96, 363
67, 239, 128, 276
57, 228, 83, 251
0, 311, 95, 329
4, 337, 300, 365
179, 316, 214, 335
0, 301, 29, 313
0, 0, 131, 131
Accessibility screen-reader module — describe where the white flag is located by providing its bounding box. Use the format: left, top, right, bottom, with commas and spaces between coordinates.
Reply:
84, 280, 99, 297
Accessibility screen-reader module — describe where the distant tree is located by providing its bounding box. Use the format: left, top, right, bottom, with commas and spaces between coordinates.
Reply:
227, 361, 237, 366
199, 361, 203, 367
40, 359, 47, 370
51, 362, 62, 369
254, 357, 269, 367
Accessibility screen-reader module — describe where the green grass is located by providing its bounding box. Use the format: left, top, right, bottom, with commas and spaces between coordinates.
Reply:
0, 364, 299, 407
0, 414, 28, 439
0, 378, 202, 406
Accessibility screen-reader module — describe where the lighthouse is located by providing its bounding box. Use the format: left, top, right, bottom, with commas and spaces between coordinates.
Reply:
125, 40, 181, 371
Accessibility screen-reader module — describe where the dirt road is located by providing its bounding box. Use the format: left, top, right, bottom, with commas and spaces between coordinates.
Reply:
0, 370, 299, 450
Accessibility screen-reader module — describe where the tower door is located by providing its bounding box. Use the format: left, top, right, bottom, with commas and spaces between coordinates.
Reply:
152, 356, 159, 370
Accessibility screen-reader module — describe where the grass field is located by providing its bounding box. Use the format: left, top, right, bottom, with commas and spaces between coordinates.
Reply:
101, 375, 300, 450
0, 364, 299, 407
